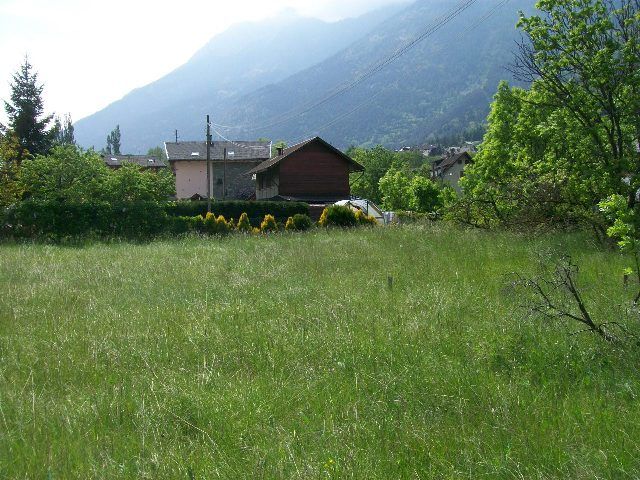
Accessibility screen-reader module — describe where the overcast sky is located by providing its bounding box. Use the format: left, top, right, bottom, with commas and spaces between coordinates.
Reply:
0, 0, 408, 125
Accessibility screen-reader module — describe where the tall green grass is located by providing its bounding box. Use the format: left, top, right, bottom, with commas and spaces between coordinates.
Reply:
1, 225, 639, 478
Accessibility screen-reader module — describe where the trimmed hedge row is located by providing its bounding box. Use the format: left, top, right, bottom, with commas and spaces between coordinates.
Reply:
2, 200, 168, 239
165, 200, 309, 223
0, 201, 374, 240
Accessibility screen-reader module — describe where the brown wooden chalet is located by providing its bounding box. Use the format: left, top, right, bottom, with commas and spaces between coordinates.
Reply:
246, 137, 364, 203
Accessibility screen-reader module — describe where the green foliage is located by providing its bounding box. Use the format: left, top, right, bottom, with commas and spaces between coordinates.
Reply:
460, 1, 640, 228
146, 146, 167, 161
104, 163, 175, 202
3, 58, 54, 158
18, 145, 109, 202
260, 214, 278, 233
409, 175, 442, 213
349, 146, 397, 204
318, 205, 357, 228
17, 144, 175, 204
0, 131, 23, 208
379, 167, 412, 211
285, 213, 313, 231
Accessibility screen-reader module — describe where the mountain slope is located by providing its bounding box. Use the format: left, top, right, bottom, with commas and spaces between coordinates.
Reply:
74, 5, 405, 153
213, 0, 537, 149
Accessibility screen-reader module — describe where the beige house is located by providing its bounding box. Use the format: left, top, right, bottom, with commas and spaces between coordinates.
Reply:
165, 140, 271, 200
431, 151, 473, 193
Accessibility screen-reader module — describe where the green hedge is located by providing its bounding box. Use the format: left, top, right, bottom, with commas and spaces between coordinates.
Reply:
166, 200, 309, 225
2, 200, 168, 239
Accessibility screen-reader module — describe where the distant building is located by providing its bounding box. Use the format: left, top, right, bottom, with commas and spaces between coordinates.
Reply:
102, 155, 167, 171
246, 136, 364, 203
431, 151, 473, 193
165, 141, 271, 200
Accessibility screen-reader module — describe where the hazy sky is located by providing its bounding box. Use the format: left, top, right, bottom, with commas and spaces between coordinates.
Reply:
0, 0, 407, 125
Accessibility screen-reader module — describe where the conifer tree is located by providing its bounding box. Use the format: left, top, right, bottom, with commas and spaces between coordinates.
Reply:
3, 57, 53, 159
105, 125, 121, 155
52, 113, 75, 146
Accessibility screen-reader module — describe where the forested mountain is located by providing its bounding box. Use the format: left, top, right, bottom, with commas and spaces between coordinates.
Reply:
73, 5, 405, 153
215, 0, 537, 149
75, 0, 536, 153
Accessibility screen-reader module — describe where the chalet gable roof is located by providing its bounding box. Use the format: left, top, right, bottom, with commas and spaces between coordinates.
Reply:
246, 137, 364, 175
164, 141, 271, 162
433, 151, 472, 175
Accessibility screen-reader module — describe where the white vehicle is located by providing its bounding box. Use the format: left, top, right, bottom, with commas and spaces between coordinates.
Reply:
334, 199, 386, 225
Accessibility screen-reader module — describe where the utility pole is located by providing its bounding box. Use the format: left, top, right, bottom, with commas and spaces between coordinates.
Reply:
206, 115, 212, 214
175, 129, 178, 143
223, 147, 227, 201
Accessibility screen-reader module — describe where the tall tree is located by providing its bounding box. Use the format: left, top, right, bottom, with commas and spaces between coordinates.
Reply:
52, 113, 75, 146
512, 0, 640, 207
3, 57, 53, 159
105, 125, 122, 155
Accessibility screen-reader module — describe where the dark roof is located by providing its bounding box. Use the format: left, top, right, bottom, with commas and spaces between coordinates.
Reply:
102, 155, 167, 168
246, 137, 364, 175
433, 151, 472, 174
164, 141, 271, 162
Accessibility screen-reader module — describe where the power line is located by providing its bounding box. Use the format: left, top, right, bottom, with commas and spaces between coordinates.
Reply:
216, 0, 480, 135
294, 0, 512, 143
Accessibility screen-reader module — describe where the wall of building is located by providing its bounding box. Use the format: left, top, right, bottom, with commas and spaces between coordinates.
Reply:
278, 143, 351, 199
441, 161, 465, 194
255, 168, 280, 200
172, 160, 261, 200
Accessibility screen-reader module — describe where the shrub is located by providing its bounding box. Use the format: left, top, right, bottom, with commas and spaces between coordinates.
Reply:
169, 216, 192, 235
166, 200, 309, 223
236, 212, 252, 233
203, 212, 217, 234
260, 214, 278, 233
355, 209, 377, 226
318, 205, 357, 228
286, 213, 313, 231
189, 215, 205, 233
285, 217, 294, 231
215, 215, 231, 235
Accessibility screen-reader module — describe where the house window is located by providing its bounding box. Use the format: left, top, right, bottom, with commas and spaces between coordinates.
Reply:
216, 178, 223, 185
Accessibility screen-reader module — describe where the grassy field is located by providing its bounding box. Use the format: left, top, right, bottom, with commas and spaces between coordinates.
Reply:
1, 225, 640, 479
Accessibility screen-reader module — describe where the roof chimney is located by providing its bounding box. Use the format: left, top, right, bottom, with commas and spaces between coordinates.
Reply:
276, 146, 284, 156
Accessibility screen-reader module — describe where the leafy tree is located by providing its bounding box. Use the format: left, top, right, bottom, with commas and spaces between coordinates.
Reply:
103, 163, 175, 202
18, 146, 109, 202
349, 146, 397, 204
52, 114, 75, 146
513, 0, 640, 207
3, 57, 54, 159
459, 0, 639, 229
18, 145, 176, 203
146, 146, 167, 161
409, 175, 443, 213
379, 167, 412, 211
105, 125, 122, 155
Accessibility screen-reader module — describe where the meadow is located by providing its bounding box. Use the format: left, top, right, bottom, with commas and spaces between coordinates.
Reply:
1, 225, 639, 479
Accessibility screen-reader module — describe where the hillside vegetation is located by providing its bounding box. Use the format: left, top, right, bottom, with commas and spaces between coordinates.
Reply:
1, 226, 639, 478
